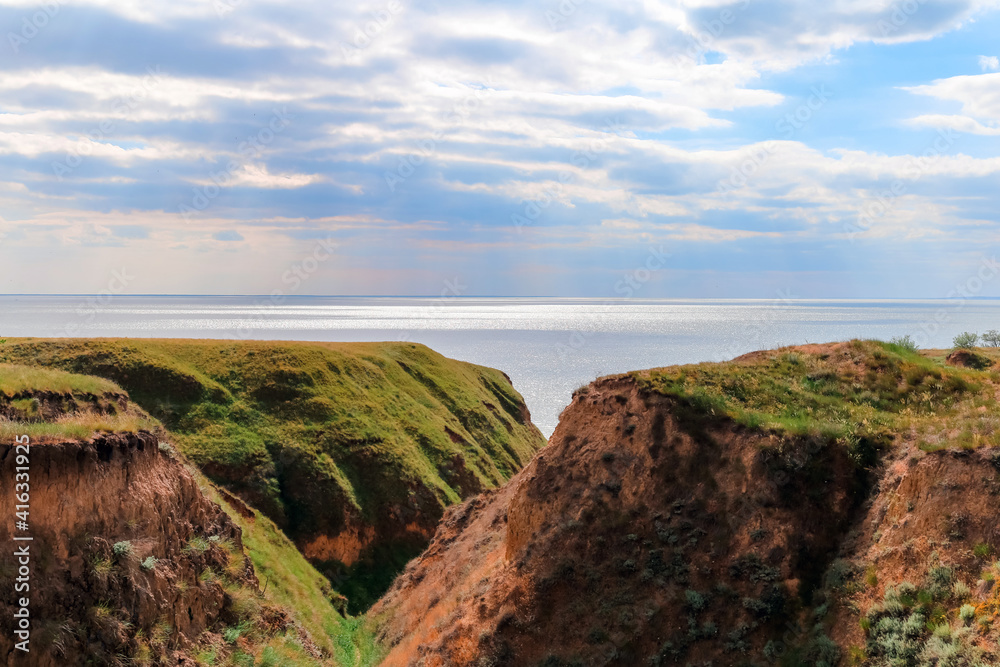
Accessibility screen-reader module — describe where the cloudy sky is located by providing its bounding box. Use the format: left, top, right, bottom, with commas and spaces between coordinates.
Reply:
1, 0, 999, 297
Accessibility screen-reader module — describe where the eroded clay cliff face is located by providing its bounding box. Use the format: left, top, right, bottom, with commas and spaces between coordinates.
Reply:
370, 376, 1000, 666
828, 447, 1000, 659
0, 432, 256, 666
370, 375, 878, 666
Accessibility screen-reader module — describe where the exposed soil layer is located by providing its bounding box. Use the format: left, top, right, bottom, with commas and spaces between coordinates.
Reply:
0, 432, 258, 666
371, 343, 1000, 666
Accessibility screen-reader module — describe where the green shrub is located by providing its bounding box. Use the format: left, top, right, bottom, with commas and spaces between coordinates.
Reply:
953, 332, 979, 349
983, 330, 1000, 347
223, 621, 249, 644
684, 589, 706, 612
140, 556, 157, 571
973, 542, 991, 558
112, 541, 133, 558
863, 571, 986, 667
959, 605, 976, 624
232, 653, 254, 667
889, 335, 919, 352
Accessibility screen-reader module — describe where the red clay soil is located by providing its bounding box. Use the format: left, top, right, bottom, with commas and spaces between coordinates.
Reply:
370, 374, 870, 665
370, 356, 1000, 665
0, 433, 257, 666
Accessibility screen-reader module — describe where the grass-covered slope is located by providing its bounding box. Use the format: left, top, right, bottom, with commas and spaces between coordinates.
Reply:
0, 338, 546, 611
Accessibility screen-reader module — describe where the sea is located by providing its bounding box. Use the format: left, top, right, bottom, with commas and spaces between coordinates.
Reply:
2, 295, 998, 437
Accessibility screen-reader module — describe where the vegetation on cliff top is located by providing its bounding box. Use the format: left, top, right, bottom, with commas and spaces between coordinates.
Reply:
0, 338, 546, 610
630, 339, 998, 453
0, 362, 159, 441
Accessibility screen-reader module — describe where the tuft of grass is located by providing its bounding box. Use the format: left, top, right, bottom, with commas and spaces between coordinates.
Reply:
184, 536, 211, 555
91, 555, 114, 580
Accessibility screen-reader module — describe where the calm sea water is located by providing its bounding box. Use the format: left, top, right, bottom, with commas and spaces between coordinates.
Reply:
2, 295, 998, 436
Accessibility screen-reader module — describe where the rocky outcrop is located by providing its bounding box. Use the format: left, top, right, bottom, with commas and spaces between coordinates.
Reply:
0, 432, 257, 666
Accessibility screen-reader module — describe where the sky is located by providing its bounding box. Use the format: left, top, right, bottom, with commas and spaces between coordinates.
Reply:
1, 0, 999, 298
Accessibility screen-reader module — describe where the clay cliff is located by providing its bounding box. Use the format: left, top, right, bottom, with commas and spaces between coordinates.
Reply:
370, 341, 1000, 666
0, 431, 265, 666
0, 366, 353, 666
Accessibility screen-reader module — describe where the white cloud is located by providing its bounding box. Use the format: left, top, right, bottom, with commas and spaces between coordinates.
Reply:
980, 55, 1000, 71
904, 72, 1000, 133
193, 163, 326, 190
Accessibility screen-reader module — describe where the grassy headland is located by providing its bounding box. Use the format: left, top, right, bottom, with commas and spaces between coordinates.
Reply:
0, 338, 546, 610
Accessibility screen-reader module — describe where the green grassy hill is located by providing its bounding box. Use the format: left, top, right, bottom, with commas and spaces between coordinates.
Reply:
0, 338, 546, 611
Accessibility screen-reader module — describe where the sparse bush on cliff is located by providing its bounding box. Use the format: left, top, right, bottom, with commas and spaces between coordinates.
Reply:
113, 540, 133, 559
184, 536, 211, 555
862, 569, 988, 667
684, 589, 706, 612
889, 335, 919, 352
953, 332, 979, 349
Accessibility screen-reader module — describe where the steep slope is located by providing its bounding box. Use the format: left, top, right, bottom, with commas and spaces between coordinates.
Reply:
0, 339, 546, 612
370, 340, 1000, 666
0, 364, 381, 666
